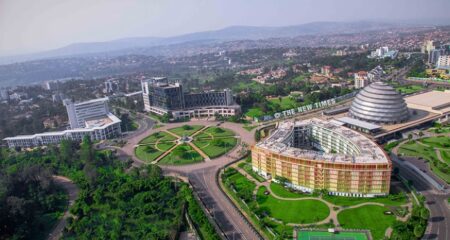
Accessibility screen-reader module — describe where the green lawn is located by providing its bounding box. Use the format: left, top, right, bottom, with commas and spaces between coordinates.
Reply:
245, 107, 264, 118
420, 136, 450, 149
323, 193, 407, 207
139, 131, 177, 144
268, 96, 299, 110
398, 141, 438, 162
237, 162, 266, 182
440, 150, 450, 164
168, 125, 204, 136
158, 144, 203, 165
384, 141, 401, 153
256, 186, 330, 224
338, 205, 396, 240
193, 137, 237, 158
298, 231, 368, 240
135, 142, 175, 162
399, 139, 450, 183
203, 126, 235, 137
269, 183, 310, 198
395, 85, 424, 95
227, 169, 257, 193
431, 127, 450, 134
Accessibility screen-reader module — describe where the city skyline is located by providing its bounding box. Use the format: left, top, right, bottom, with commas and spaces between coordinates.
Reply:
1, 0, 450, 56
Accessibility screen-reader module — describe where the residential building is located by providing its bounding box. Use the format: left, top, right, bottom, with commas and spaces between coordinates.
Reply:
437, 55, 450, 68
105, 79, 120, 94
369, 46, 398, 59
321, 66, 332, 77
354, 71, 368, 89
428, 49, 443, 65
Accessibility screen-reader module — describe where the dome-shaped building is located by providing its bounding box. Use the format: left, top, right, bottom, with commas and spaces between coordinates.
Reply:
349, 81, 409, 124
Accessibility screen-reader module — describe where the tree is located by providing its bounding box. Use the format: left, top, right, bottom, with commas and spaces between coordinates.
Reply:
80, 136, 94, 164
182, 125, 193, 130
60, 139, 74, 163
414, 225, 425, 238
420, 207, 430, 220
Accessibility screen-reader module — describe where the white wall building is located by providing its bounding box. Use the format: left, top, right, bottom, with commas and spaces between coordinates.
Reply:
64, 98, 110, 129
4, 97, 122, 149
354, 71, 368, 89
437, 55, 450, 68
4, 113, 121, 148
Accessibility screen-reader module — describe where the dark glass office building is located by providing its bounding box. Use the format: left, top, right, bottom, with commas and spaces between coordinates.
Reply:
142, 77, 240, 119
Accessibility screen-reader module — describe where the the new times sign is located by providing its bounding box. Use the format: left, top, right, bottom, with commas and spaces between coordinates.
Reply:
256, 91, 357, 122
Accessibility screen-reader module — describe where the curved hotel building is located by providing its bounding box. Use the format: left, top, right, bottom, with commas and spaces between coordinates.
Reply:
251, 118, 391, 197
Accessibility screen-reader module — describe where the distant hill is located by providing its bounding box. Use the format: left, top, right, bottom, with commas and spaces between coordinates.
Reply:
0, 21, 409, 65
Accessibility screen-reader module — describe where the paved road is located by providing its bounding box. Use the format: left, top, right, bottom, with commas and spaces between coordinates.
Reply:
116, 108, 394, 239
120, 119, 261, 239
390, 153, 450, 240
47, 176, 80, 240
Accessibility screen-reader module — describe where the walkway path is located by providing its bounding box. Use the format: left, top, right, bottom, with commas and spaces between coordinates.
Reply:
47, 176, 79, 240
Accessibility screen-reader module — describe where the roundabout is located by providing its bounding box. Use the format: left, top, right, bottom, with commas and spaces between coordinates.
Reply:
118, 119, 261, 239
134, 124, 239, 165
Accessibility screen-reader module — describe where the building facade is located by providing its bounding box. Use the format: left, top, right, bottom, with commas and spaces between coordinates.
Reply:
141, 77, 240, 119
64, 97, 110, 129
4, 98, 122, 148
4, 113, 121, 148
354, 71, 368, 89
252, 119, 391, 197
437, 55, 450, 68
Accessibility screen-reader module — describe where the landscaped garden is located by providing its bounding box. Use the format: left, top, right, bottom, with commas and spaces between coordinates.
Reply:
221, 159, 414, 240
140, 131, 177, 144
192, 126, 238, 158
237, 160, 266, 182
398, 136, 450, 183
168, 125, 204, 136
135, 142, 175, 162
338, 205, 396, 240
158, 144, 204, 165
256, 186, 330, 224
135, 124, 238, 164
322, 192, 407, 207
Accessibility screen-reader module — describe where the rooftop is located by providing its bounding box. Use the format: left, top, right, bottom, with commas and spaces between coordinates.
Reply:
405, 90, 450, 114
256, 118, 389, 164
337, 117, 382, 131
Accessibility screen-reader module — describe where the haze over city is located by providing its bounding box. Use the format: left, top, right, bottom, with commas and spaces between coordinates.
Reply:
1, 1, 450, 240
1, 0, 450, 56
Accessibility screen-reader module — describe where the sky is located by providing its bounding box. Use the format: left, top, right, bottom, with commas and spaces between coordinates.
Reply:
1, 0, 450, 56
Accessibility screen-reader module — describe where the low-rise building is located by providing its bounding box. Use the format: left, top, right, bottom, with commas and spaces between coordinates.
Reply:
4, 113, 121, 148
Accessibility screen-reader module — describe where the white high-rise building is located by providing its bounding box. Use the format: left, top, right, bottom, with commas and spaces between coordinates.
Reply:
354, 71, 369, 89
437, 55, 450, 68
64, 97, 110, 129
428, 49, 442, 65
422, 40, 435, 54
